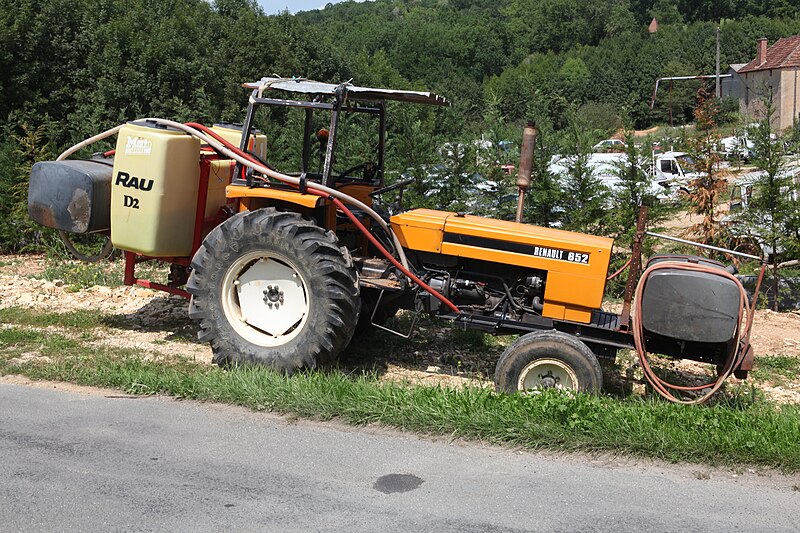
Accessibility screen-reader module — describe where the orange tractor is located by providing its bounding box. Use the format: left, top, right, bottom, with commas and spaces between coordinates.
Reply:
28, 78, 764, 403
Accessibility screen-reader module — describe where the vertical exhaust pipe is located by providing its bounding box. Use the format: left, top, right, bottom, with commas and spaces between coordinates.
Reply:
515, 121, 537, 223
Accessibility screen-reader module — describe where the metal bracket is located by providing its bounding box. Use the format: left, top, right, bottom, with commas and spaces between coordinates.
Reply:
620, 206, 648, 330
369, 289, 419, 339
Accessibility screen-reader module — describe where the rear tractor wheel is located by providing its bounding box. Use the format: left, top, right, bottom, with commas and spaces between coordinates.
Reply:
494, 331, 603, 394
187, 208, 360, 372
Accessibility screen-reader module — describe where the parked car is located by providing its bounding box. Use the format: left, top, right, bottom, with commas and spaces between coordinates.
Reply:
719, 134, 755, 162
592, 139, 627, 152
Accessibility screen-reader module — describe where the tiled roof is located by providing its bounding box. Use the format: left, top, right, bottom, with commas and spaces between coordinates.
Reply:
739, 36, 800, 73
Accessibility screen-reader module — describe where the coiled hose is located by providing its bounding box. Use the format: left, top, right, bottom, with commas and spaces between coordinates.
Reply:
631, 260, 766, 404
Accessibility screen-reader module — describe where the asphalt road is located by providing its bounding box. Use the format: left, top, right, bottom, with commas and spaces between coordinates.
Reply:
1, 381, 798, 532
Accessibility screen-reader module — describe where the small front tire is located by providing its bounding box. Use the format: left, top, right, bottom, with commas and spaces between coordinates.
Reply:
494, 331, 603, 394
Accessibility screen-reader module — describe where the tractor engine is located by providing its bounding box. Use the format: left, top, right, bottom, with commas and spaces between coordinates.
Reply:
389, 209, 613, 325
414, 255, 546, 321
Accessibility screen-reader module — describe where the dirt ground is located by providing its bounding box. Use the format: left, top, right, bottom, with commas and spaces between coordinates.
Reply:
0, 253, 798, 403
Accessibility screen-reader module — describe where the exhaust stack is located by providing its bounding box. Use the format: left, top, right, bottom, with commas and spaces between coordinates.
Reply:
515, 122, 537, 223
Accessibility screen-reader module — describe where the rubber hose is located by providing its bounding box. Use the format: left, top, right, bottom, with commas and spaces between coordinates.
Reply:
631, 261, 754, 404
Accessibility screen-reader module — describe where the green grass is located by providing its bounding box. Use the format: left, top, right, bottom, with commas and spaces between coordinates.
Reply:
0, 327, 81, 354
1, 327, 799, 471
753, 356, 800, 384
0, 307, 110, 329
40, 260, 122, 290
36, 255, 170, 291
1, 306, 799, 471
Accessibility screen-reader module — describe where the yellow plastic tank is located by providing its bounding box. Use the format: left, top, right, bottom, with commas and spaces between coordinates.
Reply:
210, 123, 267, 161
110, 120, 201, 257
204, 124, 268, 218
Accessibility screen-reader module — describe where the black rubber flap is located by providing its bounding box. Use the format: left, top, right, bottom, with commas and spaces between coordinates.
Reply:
641, 269, 740, 343
28, 160, 112, 233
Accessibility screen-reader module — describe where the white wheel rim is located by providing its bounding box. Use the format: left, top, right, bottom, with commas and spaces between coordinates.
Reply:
221, 250, 309, 347
518, 359, 579, 392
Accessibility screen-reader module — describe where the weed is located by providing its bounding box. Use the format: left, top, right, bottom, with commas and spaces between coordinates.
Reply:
35, 256, 171, 290
2, 306, 800, 471
752, 356, 800, 383
2, 348, 800, 471
40, 260, 120, 290
0, 306, 109, 328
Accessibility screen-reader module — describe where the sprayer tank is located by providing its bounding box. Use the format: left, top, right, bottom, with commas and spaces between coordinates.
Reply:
110, 120, 200, 257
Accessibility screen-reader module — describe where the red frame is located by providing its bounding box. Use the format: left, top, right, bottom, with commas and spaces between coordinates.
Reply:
122, 153, 229, 299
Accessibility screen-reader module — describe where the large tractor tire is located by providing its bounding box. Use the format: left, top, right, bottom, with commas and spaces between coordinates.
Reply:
187, 208, 360, 372
494, 331, 603, 394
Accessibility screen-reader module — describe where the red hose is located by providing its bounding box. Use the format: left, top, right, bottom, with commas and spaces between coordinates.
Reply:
606, 257, 632, 281
321, 193, 460, 314
184, 122, 461, 315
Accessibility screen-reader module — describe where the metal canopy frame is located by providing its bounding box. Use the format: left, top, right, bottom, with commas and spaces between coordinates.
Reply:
234, 78, 449, 188
242, 77, 450, 107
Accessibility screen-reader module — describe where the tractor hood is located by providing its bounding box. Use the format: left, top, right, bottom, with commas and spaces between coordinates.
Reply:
390, 209, 614, 321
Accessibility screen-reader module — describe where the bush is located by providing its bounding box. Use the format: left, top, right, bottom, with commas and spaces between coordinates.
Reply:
0, 123, 57, 253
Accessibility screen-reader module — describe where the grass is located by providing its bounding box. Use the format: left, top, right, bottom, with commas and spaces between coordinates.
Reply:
0, 307, 110, 329
1, 306, 799, 471
2, 354, 799, 470
753, 356, 800, 385
36, 255, 170, 291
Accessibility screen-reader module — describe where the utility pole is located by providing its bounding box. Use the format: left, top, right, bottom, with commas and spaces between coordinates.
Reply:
715, 25, 721, 98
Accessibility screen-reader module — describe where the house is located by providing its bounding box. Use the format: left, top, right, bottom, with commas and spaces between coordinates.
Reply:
738, 36, 800, 131
720, 63, 746, 101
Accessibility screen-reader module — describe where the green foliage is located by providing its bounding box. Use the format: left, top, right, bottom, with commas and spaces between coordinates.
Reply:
558, 112, 610, 233
3, 347, 800, 470
0, 121, 59, 253
731, 93, 800, 308
523, 127, 563, 227
609, 129, 674, 248
0, 0, 798, 252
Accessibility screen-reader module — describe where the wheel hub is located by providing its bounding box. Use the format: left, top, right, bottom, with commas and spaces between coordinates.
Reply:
518, 359, 579, 392
229, 256, 308, 341
263, 285, 285, 306
539, 372, 558, 389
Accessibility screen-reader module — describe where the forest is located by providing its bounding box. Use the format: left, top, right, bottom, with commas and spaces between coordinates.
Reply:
1, 0, 799, 252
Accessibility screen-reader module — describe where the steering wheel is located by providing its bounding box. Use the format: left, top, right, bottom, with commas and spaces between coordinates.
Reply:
336, 161, 377, 181
369, 177, 416, 198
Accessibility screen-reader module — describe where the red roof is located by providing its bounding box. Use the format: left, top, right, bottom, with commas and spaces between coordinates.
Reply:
739, 36, 800, 73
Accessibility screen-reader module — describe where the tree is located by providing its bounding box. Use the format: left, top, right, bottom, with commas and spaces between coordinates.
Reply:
685, 89, 727, 247
558, 112, 610, 233
732, 92, 800, 309
609, 128, 672, 248
523, 127, 563, 227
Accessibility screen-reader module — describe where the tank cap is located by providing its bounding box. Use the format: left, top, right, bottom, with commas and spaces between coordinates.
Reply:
213, 122, 262, 135
130, 119, 184, 133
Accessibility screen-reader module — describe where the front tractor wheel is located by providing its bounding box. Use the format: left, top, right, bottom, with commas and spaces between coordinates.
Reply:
494, 331, 603, 394
187, 208, 360, 372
